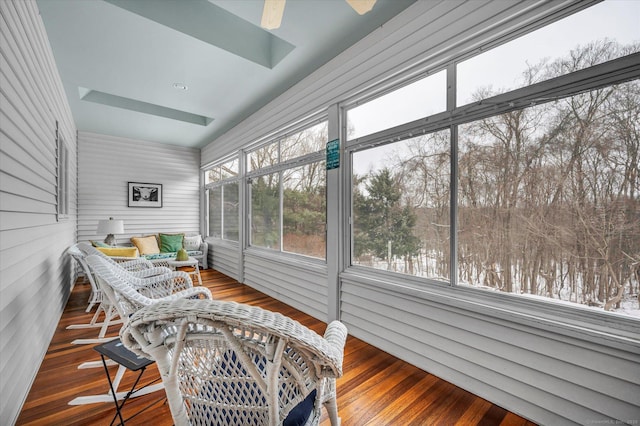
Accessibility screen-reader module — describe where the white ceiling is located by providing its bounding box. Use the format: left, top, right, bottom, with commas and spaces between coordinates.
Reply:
37, 0, 416, 148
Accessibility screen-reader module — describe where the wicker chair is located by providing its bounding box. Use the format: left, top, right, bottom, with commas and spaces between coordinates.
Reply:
84, 255, 212, 322
121, 298, 348, 426
66, 243, 172, 344
68, 244, 112, 315
70, 255, 213, 407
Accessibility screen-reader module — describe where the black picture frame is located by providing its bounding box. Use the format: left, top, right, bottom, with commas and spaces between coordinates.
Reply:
128, 182, 162, 208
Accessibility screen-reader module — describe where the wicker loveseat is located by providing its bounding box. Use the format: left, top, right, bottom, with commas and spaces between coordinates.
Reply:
132, 233, 208, 269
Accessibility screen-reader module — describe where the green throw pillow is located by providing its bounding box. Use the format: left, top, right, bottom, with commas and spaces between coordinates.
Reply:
159, 233, 184, 253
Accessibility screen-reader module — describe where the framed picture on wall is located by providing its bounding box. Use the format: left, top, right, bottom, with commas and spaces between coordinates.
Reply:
128, 182, 163, 208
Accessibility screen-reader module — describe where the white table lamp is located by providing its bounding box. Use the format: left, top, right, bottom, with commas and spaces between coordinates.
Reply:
97, 217, 124, 246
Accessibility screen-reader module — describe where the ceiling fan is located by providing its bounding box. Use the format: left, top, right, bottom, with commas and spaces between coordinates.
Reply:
261, 0, 377, 30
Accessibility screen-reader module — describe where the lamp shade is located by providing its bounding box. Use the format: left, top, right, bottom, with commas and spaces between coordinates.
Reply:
97, 218, 124, 246
97, 218, 124, 235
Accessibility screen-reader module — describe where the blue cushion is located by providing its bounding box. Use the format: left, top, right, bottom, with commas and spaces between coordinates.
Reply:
283, 389, 315, 426
143, 253, 176, 260
143, 250, 202, 260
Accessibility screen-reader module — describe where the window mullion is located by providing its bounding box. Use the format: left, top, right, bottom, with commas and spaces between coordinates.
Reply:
447, 62, 458, 287
346, 52, 640, 157
450, 124, 458, 287
221, 185, 225, 239
279, 170, 284, 252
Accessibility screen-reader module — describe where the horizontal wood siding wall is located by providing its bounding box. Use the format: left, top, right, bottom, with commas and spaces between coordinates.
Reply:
341, 277, 640, 425
243, 251, 327, 321
0, 0, 77, 423
78, 132, 201, 245
210, 240, 241, 280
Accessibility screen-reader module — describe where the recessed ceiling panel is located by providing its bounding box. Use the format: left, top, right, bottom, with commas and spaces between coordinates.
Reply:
37, 0, 416, 148
80, 87, 214, 126
104, 0, 295, 68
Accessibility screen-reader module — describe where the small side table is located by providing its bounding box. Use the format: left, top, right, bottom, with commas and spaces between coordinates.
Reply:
94, 338, 162, 425
166, 257, 202, 286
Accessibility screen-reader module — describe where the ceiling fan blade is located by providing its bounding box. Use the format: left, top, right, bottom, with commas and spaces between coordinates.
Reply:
345, 0, 377, 15
261, 0, 286, 30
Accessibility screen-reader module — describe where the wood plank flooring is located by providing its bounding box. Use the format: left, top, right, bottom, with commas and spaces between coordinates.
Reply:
17, 269, 537, 426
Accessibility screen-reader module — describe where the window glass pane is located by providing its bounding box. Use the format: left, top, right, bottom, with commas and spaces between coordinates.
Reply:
208, 186, 222, 238
457, 0, 640, 106
250, 173, 280, 249
57, 133, 69, 220
283, 162, 326, 259
248, 142, 278, 172
458, 79, 640, 317
223, 182, 239, 241
347, 70, 447, 141
205, 168, 220, 185
281, 121, 328, 162
221, 159, 239, 180
352, 130, 450, 279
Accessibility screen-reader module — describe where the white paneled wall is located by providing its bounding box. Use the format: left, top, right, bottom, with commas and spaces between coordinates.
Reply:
0, 0, 77, 424
243, 250, 328, 321
341, 275, 640, 425
78, 132, 201, 246
210, 240, 241, 281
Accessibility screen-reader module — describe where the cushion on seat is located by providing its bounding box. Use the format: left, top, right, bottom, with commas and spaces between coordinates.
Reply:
283, 390, 316, 426
143, 251, 202, 260
130, 235, 160, 255
96, 246, 139, 257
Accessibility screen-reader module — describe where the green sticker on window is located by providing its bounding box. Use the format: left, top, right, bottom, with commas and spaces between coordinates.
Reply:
326, 139, 340, 170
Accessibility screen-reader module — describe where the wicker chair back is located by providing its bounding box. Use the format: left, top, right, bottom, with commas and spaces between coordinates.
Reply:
85, 255, 212, 323
121, 299, 348, 426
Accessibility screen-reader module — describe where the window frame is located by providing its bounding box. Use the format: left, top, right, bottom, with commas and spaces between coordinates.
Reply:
204, 155, 241, 241
342, 49, 640, 329
56, 122, 70, 222
246, 117, 328, 261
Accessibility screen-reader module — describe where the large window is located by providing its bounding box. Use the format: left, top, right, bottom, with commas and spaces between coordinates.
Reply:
248, 121, 328, 259
250, 172, 280, 249
456, 0, 640, 106
346, 0, 639, 317
458, 80, 640, 314
206, 158, 239, 241
347, 70, 447, 140
201, 1, 638, 318
352, 130, 450, 279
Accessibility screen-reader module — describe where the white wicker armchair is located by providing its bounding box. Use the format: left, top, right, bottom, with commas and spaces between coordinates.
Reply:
85, 255, 212, 322
70, 255, 212, 407
120, 298, 348, 426
67, 243, 171, 344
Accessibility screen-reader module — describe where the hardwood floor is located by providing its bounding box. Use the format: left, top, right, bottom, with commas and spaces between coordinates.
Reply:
17, 269, 537, 426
